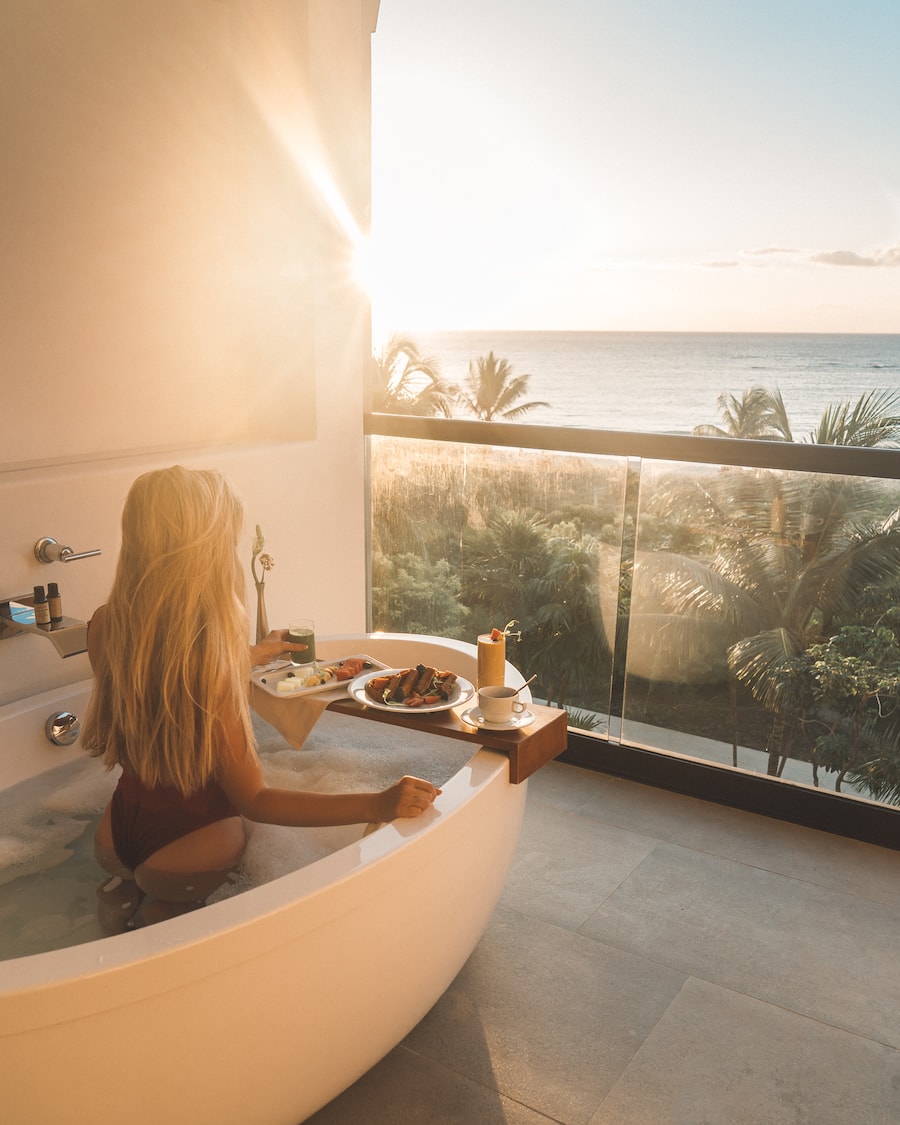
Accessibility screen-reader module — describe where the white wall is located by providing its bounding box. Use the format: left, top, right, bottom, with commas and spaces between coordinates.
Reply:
0, 1, 379, 705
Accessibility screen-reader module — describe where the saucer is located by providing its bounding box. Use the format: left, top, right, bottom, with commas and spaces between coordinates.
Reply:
460, 705, 535, 731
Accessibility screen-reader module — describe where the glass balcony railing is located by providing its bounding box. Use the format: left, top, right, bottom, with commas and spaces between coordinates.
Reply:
365, 414, 900, 845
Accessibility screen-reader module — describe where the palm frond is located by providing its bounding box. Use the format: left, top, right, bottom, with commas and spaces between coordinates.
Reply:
634, 551, 773, 629
728, 628, 803, 711
624, 612, 738, 683
371, 333, 455, 416
806, 519, 900, 621
806, 389, 900, 447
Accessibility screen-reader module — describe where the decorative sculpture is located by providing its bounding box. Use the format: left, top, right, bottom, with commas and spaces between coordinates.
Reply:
250, 524, 275, 644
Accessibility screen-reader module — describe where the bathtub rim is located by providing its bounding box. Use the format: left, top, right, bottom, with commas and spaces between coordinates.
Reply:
0, 680, 515, 999
0, 631, 529, 995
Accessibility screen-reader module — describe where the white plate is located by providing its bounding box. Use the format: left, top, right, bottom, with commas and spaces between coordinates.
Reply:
349, 667, 475, 714
251, 654, 387, 699
460, 705, 536, 731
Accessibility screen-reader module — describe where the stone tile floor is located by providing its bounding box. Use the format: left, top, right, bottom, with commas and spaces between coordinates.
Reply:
308, 762, 900, 1124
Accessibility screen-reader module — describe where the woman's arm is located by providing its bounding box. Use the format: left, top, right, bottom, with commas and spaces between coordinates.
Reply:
94, 614, 300, 671
87, 604, 107, 672
249, 628, 308, 668
217, 714, 441, 826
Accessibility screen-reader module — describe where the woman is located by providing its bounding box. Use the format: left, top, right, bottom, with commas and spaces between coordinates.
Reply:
83, 466, 440, 931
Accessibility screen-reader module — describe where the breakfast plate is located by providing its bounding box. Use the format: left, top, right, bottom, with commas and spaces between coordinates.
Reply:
349, 667, 475, 714
459, 705, 536, 731
251, 654, 387, 698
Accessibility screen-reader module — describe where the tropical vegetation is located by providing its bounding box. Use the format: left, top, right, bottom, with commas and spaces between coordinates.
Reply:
791, 620, 900, 803
640, 469, 900, 778
369, 375, 900, 804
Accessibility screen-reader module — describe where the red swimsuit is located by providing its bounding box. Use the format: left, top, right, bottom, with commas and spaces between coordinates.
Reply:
110, 769, 238, 871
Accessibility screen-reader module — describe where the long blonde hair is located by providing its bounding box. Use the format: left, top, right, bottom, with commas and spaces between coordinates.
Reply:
83, 466, 255, 793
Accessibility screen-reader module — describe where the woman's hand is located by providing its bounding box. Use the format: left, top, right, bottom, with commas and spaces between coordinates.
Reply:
249, 628, 307, 668
377, 775, 442, 821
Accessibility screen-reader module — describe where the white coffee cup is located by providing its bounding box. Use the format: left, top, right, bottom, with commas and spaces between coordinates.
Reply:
478, 685, 526, 724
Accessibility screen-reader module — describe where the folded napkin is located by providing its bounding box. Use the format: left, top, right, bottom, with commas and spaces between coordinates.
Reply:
250, 681, 348, 749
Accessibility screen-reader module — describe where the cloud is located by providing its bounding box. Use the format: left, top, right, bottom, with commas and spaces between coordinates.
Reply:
810, 244, 900, 268
597, 242, 900, 275
744, 246, 799, 256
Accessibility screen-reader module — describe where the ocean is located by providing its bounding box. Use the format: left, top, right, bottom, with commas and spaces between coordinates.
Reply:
412, 331, 900, 437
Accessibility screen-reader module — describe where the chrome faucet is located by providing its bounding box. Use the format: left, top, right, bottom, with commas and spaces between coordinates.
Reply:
33, 537, 101, 564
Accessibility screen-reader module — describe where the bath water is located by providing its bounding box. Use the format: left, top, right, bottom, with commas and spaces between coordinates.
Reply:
0, 756, 113, 959
0, 710, 474, 961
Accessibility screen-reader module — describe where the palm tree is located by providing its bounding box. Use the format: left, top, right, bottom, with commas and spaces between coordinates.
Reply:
452, 352, 550, 422
371, 333, 455, 417
693, 386, 793, 440
643, 468, 900, 776
695, 385, 900, 448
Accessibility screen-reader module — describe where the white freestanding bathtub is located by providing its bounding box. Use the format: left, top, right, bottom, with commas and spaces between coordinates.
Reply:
0, 635, 529, 1124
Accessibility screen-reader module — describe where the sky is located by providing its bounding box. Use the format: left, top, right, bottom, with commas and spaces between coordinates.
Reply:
369, 0, 900, 337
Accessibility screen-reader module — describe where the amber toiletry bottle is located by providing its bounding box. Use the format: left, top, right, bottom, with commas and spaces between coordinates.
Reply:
33, 585, 51, 626
48, 582, 63, 622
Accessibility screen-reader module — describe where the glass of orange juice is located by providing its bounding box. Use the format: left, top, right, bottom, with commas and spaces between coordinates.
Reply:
477, 629, 506, 689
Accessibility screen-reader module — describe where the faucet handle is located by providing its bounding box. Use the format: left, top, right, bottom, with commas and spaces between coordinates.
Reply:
33, 537, 102, 564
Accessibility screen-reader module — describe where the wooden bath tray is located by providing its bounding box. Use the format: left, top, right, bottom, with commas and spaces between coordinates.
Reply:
326, 697, 567, 783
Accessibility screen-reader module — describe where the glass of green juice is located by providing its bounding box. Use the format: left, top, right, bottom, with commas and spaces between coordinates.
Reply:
288, 618, 316, 665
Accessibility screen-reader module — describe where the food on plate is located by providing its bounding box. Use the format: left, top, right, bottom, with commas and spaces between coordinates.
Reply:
276, 677, 310, 693
364, 664, 458, 707
326, 656, 371, 681
271, 656, 373, 693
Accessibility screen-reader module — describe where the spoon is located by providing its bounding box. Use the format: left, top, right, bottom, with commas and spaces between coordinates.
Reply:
511, 674, 537, 696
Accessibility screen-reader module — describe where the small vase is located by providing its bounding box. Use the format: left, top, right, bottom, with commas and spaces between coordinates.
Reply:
255, 582, 269, 644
